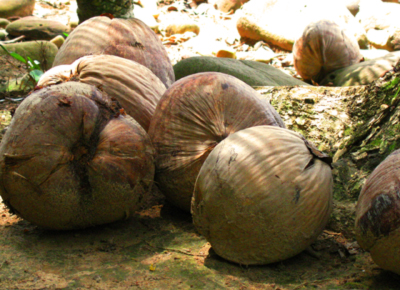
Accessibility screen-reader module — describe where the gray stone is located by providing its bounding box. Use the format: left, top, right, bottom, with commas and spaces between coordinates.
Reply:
237, 0, 368, 51
0, 18, 10, 29
320, 51, 400, 86
0, 29, 7, 40
0, 0, 35, 18
0, 41, 59, 70
6, 16, 70, 41
174, 56, 310, 86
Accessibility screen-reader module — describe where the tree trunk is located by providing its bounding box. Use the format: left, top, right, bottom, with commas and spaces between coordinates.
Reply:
255, 61, 400, 202
76, 0, 135, 23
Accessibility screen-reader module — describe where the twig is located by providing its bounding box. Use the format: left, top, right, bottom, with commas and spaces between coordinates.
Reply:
0, 36, 25, 45
144, 241, 207, 257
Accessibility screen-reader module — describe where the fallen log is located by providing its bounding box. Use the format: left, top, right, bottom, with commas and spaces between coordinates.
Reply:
254, 62, 400, 200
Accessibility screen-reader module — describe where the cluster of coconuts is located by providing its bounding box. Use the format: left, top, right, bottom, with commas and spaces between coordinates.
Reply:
149, 71, 334, 265
0, 16, 173, 230
0, 14, 335, 266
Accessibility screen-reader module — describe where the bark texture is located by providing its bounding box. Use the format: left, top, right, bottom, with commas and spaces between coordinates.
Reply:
255, 61, 400, 201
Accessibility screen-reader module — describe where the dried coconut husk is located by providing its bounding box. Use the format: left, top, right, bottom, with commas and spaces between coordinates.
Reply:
355, 149, 400, 275
38, 55, 166, 132
148, 72, 285, 212
192, 126, 333, 265
0, 82, 155, 230
52, 16, 174, 88
293, 19, 363, 84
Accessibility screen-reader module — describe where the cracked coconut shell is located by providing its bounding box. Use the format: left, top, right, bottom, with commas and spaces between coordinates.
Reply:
0, 82, 155, 230
192, 126, 333, 265
355, 149, 400, 275
38, 55, 166, 132
52, 16, 174, 88
293, 19, 363, 84
148, 72, 285, 212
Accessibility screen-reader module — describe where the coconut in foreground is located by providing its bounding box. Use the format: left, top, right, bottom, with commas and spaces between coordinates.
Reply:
192, 126, 333, 265
148, 72, 285, 212
355, 149, 400, 275
0, 82, 155, 230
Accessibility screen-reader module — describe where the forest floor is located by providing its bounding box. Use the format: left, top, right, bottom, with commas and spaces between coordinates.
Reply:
0, 0, 400, 289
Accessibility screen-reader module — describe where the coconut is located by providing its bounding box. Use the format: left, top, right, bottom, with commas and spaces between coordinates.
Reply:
355, 149, 400, 275
293, 19, 363, 84
52, 16, 174, 88
0, 82, 155, 230
192, 126, 333, 265
38, 55, 166, 132
148, 72, 285, 212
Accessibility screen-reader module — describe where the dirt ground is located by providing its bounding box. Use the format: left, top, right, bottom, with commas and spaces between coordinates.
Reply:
0, 1, 400, 289
1, 80, 400, 290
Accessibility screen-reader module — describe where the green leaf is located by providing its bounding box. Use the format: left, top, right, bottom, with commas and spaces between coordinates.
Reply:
9, 52, 27, 64
26, 57, 41, 70
63, 32, 69, 37
0, 44, 9, 54
29, 69, 44, 83
0, 44, 27, 64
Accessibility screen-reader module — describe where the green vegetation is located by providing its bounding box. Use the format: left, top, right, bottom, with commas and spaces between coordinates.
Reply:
0, 44, 43, 87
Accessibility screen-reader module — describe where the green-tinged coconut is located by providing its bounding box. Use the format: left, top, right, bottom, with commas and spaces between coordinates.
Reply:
38, 55, 166, 131
192, 126, 333, 265
0, 82, 155, 230
355, 149, 400, 275
293, 19, 363, 84
52, 16, 174, 88
148, 72, 285, 212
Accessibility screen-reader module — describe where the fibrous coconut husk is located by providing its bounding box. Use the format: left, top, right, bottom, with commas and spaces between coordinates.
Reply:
38, 55, 166, 132
355, 149, 400, 275
192, 125, 333, 265
0, 82, 155, 230
293, 19, 363, 84
52, 16, 174, 88
148, 72, 285, 212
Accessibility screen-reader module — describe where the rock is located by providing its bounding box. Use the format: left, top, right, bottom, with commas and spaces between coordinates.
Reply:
0, 0, 35, 18
208, 0, 249, 13
237, 0, 368, 51
159, 12, 200, 36
0, 41, 58, 70
360, 49, 390, 60
215, 47, 236, 58
366, 28, 400, 52
320, 51, 400, 86
0, 29, 7, 40
50, 35, 65, 49
173, 56, 310, 86
6, 16, 70, 41
0, 18, 10, 29
356, 1, 400, 32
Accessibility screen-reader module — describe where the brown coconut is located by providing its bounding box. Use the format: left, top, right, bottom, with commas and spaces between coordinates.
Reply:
192, 126, 333, 265
38, 55, 166, 132
52, 16, 174, 88
0, 82, 155, 230
355, 149, 400, 275
293, 19, 363, 84
148, 72, 285, 212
